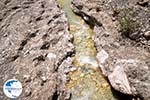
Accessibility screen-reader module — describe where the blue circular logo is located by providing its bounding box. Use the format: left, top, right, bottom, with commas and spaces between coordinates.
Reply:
3, 79, 22, 98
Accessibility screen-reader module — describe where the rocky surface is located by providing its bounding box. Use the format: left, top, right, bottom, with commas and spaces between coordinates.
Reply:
0, 0, 74, 99
0, 0, 150, 99
72, 0, 150, 99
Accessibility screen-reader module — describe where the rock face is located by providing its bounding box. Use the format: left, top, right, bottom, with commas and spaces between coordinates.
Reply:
72, 0, 150, 99
0, 0, 74, 99
0, 0, 150, 99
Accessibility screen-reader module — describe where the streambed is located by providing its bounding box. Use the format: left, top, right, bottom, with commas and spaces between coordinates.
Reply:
58, 0, 118, 99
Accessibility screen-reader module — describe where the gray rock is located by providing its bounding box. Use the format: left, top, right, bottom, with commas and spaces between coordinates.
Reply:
144, 31, 150, 40
72, 0, 150, 99
0, 0, 74, 99
108, 65, 132, 94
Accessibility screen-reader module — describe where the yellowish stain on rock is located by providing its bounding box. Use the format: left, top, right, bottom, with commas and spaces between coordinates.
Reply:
58, 0, 118, 99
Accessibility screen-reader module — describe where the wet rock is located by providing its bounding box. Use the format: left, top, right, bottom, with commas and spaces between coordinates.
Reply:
72, 10, 103, 28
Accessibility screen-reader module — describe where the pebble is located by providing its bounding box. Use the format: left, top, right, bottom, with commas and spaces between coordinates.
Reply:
41, 76, 47, 82
47, 53, 56, 59
25, 86, 32, 97
128, 31, 141, 40
137, 0, 149, 6
97, 49, 109, 64
144, 31, 150, 40
23, 75, 31, 82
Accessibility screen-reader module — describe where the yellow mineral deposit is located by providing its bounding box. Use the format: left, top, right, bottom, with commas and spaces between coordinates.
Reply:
58, 0, 118, 99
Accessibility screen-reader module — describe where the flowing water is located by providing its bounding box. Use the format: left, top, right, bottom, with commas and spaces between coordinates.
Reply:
58, 0, 118, 99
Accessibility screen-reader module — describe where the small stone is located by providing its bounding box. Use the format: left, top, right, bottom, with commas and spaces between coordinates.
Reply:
58, 31, 64, 36
97, 49, 109, 64
112, 17, 116, 21
101, 83, 109, 88
23, 75, 31, 82
47, 53, 56, 59
144, 31, 150, 40
80, 73, 84, 77
41, 76, 47, 82
25, 87, 32, 97
70, 67, 77, 72
128, 31, 141, 40
137, 0, 149, 7
65, 67, 77, 73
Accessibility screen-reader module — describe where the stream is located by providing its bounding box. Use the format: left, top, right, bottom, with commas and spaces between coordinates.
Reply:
58, 0, 119, 100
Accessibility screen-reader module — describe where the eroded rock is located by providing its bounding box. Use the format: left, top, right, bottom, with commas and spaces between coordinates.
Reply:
0, 0, 74, 99
72, 0, 150, 99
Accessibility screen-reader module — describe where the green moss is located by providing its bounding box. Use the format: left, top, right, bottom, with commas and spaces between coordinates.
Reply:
119, 16, 139, 35
112, 7, 140, 37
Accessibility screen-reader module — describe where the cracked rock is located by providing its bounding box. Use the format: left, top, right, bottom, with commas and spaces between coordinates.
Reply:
0, 0, 74, 99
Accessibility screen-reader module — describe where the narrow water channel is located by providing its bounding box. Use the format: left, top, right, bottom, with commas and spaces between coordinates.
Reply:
58, 0, 118, 100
